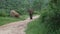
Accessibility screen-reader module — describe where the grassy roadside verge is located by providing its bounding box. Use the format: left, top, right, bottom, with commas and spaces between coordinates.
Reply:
26, 18, 60, 34
0, 15, 28, 26
26, 18, 41, 34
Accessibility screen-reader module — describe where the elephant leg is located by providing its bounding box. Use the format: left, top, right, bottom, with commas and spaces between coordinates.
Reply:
30, 14, 33, 19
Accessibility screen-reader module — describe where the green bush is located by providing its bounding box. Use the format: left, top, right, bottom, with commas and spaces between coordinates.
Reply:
26, 9, 60, 34
0, 9, 10, 17
26, 0, 60, 34
39, 9, 60, 34
39, 1, 60, 34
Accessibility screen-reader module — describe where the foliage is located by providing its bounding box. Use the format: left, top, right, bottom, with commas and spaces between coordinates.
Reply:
0, 0, 41, 17
26, 0, 60, 34
0, 9, 10, 17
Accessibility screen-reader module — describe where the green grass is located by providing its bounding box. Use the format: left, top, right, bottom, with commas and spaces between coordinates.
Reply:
26, 19, 46, 34
26, 19, 42, 34
0, 15, 28, 26
26, 19, 60, 34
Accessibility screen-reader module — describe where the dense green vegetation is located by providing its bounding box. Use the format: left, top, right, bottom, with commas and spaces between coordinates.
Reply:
0, 0, 60, 34
26, 0, 60, 34
0, 0, 40, 16
0, 0, 40, 25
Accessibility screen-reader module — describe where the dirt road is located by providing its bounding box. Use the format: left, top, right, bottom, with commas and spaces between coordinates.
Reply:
0, 15, 40, 34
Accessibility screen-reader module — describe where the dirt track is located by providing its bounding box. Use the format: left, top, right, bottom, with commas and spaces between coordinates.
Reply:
0, 15, 40, 34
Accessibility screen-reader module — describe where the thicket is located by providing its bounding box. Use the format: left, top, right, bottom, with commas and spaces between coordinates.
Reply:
26, 0, 60, 34
0, 0, 41, 17
39, 0, 60, 34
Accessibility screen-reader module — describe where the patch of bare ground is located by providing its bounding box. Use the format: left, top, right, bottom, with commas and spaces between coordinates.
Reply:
0, 15, 40, 34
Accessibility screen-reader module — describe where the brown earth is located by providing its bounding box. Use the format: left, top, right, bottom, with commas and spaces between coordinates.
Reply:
0, 15, 40, 34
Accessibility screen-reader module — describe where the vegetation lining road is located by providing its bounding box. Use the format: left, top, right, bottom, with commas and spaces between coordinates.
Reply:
0, 15, 28, 26
0, 15, 40, 34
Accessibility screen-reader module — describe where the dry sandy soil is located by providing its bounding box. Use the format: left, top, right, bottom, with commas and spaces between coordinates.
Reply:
0, 15, 40, 34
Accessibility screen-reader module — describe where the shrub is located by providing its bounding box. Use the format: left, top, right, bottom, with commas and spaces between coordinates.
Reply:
0, 9, 10, 17
39, 1, 60, 33
26, 0, 60, 34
